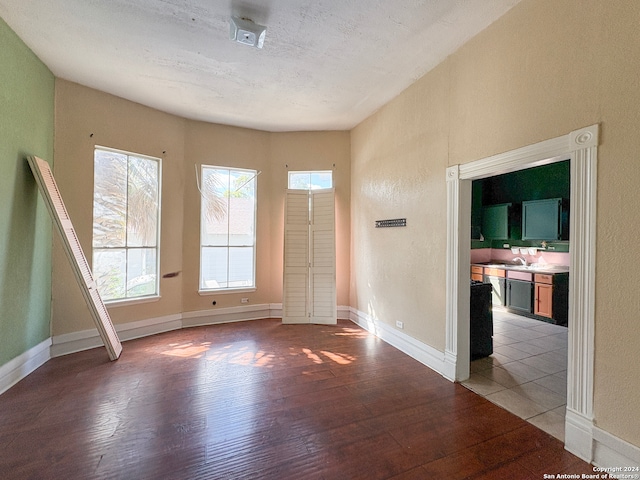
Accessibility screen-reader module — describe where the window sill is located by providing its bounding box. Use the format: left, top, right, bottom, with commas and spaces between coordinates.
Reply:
104, 295, 161, 308
198, 288, 256, 296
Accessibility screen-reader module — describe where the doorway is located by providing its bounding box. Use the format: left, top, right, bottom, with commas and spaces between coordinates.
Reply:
464, 162, 570, 440
444, 124, 598, 460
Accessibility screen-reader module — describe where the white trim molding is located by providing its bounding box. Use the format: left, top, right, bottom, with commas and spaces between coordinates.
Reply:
445, 124, 599, 462
270, 303, 350, 321
349, 307, 446, 376
51, 314, 182, 357
565, 408, 595, 462
0, 338, 51, 395
182, 304, 274, 327
337, 305, 351, 320
49, 304, 352, 357
445, 165, 471, 381
592, 425, 640, 470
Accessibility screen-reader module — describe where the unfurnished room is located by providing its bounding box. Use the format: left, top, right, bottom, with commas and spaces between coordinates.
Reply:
1, 0, 639, 478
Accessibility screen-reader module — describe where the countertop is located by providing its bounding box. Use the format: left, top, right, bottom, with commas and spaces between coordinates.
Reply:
472, 262, 570, 274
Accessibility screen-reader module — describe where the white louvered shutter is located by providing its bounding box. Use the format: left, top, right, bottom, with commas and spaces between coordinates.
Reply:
282, 190, 311, 324
309, 189, 336, 324
28, 156, 122, 360
282, 188, 336, 325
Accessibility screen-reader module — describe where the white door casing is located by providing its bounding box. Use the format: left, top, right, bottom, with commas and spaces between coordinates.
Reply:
444, 124, 598, 461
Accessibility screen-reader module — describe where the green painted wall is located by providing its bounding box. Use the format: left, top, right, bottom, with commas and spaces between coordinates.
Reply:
481, 160, 570, 205
0, 17, 55, 365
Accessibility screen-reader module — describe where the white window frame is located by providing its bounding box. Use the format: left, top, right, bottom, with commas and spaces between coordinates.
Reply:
92, 146, 162, 304
287, 170, 333, 190
199, 165, 257, 294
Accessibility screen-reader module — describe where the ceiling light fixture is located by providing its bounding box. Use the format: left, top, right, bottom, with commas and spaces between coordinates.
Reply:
229, 16, 266, 49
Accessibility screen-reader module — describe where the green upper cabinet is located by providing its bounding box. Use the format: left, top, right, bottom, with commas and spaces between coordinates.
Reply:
472, 162, 570, 246
522, 198, 568, 240
482, 203, 512, 239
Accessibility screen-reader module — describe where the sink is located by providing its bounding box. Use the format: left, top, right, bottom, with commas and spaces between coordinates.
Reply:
477, 262, 569, 272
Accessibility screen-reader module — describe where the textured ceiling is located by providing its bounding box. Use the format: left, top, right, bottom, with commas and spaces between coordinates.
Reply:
0, 0, 521, 132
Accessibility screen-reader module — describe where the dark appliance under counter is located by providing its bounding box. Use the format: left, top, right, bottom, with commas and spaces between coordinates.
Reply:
470, 280, 493, 360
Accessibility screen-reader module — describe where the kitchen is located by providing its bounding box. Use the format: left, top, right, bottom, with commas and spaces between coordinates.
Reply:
465, 160, 571, 441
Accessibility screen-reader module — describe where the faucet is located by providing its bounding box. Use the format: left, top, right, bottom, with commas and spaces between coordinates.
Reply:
513, 256, 527, 266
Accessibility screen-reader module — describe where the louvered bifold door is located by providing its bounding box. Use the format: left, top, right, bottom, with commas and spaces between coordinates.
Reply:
309, 189, 337, 325
27, 156, 122, 360
282, 190, 311, 324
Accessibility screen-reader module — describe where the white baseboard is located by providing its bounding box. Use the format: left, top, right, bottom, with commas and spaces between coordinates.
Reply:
51, 304, 352, 355
269, 303, 283, 319
0, 338, 51, 395
50, 330, 103, 357
348, 307, 446, 377
51, 313, 182, 357
183, 304, 350, 326
564, 407, 640, 468
261, 303, 350, 321
593, 424, 640, 469
442, 351, 458, 382
565, 408, 596, 462
182, 303, 274, 327
118, 314, 183, 341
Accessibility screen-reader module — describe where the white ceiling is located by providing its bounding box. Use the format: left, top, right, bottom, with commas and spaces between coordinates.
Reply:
0, 0, 521, 132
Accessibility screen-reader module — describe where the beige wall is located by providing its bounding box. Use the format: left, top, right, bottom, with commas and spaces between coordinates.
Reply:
350, 0, 640, 447
350, 61, 450, 351
182, 125, 351, 312
182, 121, 271, 312
52, 81, 351, 331
53, 80, 186, 333
269, 132, 351, 306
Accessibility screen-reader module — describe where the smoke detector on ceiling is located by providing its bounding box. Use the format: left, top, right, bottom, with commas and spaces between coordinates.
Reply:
229, 16, 266, 49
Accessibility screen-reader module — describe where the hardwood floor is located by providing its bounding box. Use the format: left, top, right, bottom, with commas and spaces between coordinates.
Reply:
0, 319, 593, 479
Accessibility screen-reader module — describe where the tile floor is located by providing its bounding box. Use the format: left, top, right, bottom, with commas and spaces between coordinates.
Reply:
462, 308, 568, 441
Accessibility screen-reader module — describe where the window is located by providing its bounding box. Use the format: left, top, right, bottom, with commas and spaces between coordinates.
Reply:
288, 170, 333, 190
92, 147, 161, 302
200, 166, 257, 291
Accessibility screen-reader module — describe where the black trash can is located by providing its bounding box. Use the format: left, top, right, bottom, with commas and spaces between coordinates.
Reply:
470, 280, 493, 360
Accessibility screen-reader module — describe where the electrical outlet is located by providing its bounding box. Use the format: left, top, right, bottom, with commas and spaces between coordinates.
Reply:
503, 243, 510, 248
396, 320, 404, 329
241, 297, 249, 304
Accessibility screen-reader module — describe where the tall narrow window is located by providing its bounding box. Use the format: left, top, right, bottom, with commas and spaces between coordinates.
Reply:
92, 147, 161, 302
288, 170, 333, 190
200, 166, 257, 291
